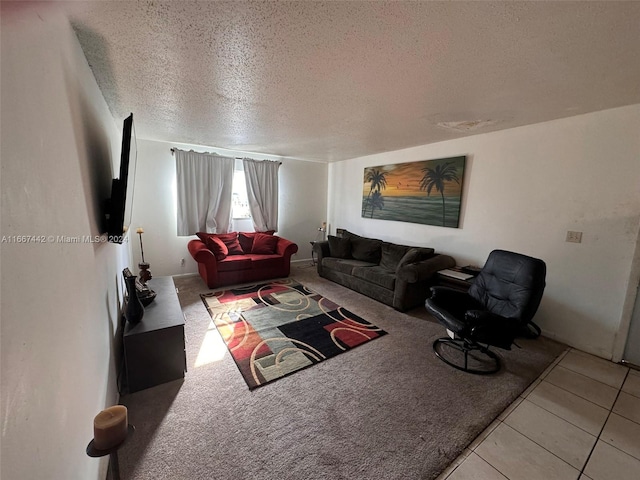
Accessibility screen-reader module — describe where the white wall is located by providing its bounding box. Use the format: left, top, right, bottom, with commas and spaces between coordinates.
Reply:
328, 105, 640, 359
1, 4, 129, 479
130, 139, 328, 276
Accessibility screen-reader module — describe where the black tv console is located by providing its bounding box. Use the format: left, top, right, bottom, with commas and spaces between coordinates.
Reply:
123, 276, 186, 393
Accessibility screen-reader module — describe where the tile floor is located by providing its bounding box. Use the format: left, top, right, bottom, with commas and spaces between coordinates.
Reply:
437, 348, 640, 480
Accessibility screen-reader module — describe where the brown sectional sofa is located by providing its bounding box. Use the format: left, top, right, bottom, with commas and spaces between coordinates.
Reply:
313, 230, 455, 311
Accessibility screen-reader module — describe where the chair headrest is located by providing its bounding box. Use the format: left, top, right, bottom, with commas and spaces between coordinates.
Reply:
469, 249, 546, 323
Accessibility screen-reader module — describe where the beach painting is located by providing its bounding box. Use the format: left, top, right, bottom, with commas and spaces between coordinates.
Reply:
361, 156, 466, 228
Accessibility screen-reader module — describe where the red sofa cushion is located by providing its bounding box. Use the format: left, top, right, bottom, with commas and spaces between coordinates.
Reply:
251, 233, 278, 254
197, 232, 244, 255
217, 255, 253, 272
195, 232, 228, 260
247, 254, 283, 271
238, 230, 275, 253
208, 236, 228, 261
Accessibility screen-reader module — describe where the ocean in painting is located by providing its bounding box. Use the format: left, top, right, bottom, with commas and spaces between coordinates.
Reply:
361, 195, 461, 228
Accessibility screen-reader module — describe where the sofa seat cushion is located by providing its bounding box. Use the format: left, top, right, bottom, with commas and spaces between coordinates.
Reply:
322, 257, 377, 275
218, 255, 253, 272
246, 254, 283, 270
352, 266, 396, 290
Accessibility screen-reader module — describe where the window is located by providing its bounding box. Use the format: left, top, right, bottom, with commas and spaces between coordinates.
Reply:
232, 160, 251, 219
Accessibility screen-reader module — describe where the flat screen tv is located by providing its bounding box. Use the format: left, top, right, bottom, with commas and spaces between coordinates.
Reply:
106, 113, 136, 243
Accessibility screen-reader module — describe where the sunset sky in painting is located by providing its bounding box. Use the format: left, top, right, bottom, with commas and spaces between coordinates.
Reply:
362, 157, 465, 198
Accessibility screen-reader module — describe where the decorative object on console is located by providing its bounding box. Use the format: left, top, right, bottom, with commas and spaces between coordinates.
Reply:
361, 156, 466, 227
134, 228, 156, 304
201, 279, 387, 390
136, 227, 152, 284
123, 268, 144, 324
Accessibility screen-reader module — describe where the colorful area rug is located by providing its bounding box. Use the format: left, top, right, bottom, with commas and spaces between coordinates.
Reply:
200, 279, 387, 389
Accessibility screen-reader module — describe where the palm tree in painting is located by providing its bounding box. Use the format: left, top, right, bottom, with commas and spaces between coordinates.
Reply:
420, 162, 460, 226
369, 191, 384, 218
363, 168, 388, 216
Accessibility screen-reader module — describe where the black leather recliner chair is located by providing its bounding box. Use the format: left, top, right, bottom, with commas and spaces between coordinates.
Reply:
425, 249, 546, 374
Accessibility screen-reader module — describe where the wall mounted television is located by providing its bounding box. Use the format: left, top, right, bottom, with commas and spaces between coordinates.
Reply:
105, 113, 136, 243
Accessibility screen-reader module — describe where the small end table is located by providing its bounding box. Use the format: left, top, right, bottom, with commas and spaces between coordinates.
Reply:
436, 267, 478, 292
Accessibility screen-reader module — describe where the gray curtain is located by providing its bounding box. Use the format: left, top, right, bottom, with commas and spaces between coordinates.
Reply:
175, 149, 234, 235
242, 158, 280, 232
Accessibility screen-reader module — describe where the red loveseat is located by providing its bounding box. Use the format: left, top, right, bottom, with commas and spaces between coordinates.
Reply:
187, 231, 298, 289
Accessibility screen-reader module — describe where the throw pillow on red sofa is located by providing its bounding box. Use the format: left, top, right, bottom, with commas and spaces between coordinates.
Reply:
251, 233, 278, 254
196, 232, 244, 258
238, 230, 275, 253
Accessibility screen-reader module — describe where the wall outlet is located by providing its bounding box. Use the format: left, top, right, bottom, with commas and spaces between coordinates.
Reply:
180, 258, 185, 266
566, 231, 583, 243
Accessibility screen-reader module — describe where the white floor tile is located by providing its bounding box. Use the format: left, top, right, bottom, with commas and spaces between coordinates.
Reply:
526, 380, 610, 435
503, 399, 597, 469
475, 423, 579, 480
613, 391, 640, 424
544, 365, 619, 409
622, 372, 640, 398
438, 349, 638, 480
600, 412, 640, 460
521, 378, 542, 398
559, 350, 628, 389
468, 419, 501, 451
498, 396, 524, 421
435, 448, 472, 480
447, 452, 508, 480
584, 440, 640, 480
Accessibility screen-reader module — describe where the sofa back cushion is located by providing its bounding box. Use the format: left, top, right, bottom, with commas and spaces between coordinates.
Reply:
342, 231, 381, 263
380, 243, 411, 272
197, 232, 244, 255
195, 233, 229, 261
328, 235, 351, 258
238, 230, 276, 253
395, 247, 436, 271
251, 233, 279, 254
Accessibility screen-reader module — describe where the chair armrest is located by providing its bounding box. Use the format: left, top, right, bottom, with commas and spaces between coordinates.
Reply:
466, 310, 518, 349
397, 254, 456, 283
430, 286, 476, 305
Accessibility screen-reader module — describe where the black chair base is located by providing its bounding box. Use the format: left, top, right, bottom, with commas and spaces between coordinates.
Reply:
433, 337, 501, 375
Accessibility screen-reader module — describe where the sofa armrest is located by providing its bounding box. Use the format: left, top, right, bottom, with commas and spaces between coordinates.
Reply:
313, 240, 330, 258
397, 254, 456, 283
312, 241, 330, 274
187, 239, 218, 266
275, 236, 299, 257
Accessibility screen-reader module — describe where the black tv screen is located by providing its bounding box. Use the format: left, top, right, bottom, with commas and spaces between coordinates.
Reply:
106, 113, 136, 243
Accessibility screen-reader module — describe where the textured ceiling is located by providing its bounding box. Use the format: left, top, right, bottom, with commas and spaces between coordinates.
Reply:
61, 1, 640, 162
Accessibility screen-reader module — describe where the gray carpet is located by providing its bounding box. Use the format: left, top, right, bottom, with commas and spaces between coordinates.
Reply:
118, 264, 566, 480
